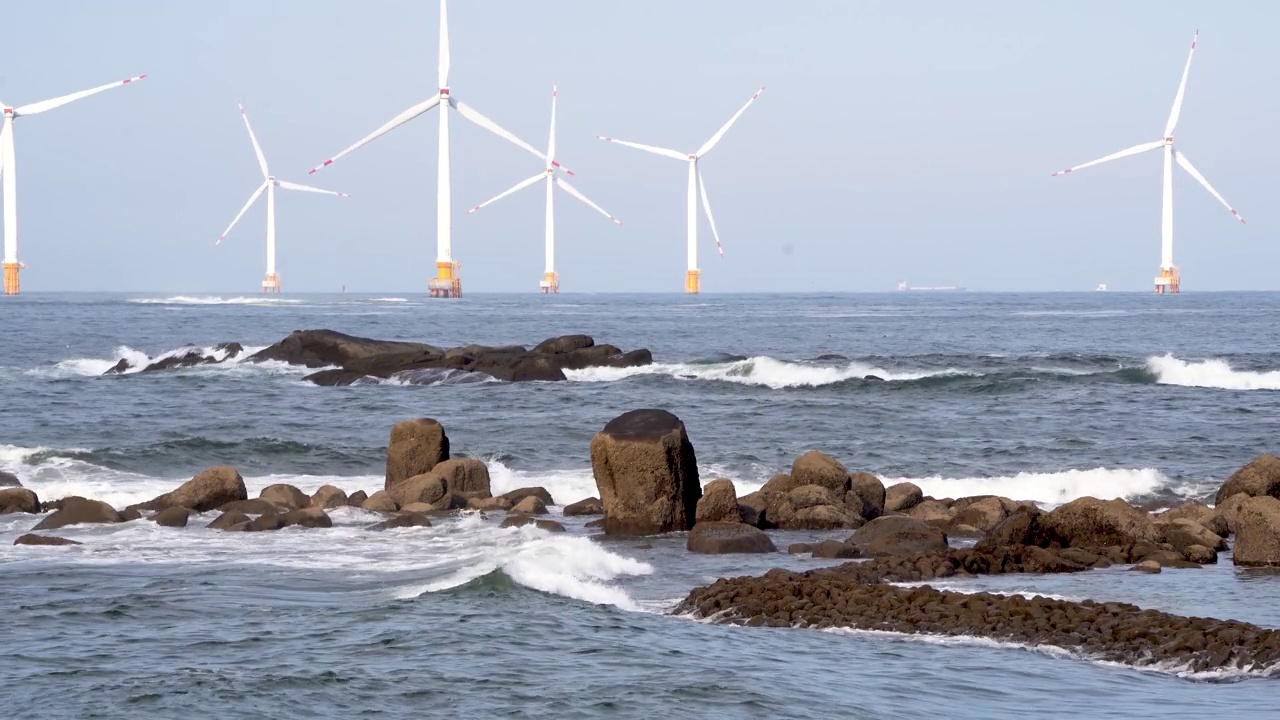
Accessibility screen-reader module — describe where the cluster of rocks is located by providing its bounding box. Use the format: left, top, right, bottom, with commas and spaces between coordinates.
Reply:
99, 329, 653, 385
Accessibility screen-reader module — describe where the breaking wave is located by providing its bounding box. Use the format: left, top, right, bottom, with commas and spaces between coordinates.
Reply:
1147, 354, 1280, 391
883, 467, 1170, 506
566, 356, 976, 389
36, 344, 301, 379
127, 296, 302, 305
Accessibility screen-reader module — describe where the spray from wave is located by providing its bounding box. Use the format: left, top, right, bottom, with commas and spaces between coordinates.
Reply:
1147, 354, 1280, 391
566, 356, 975, 389
883, 467, 1170, 506
127, 296, 302, 306
38, 344, 309, 379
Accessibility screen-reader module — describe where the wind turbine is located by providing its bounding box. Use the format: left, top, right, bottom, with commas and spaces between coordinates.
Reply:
0, 74, 146, 295
467, 84, 620, 293
597, 86, 764, 294
1052, 31, 1244, 294
216, 102, 347, 293
308, 0, 546, 298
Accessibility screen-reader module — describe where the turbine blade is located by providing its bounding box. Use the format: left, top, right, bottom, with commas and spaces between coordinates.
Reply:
308, 96, 441, 174
1174, 150, 1245, 224
595, 135, 686, 161
1051, 140, 1164, 176
555, 176, 621, 225
1164, 30, 1198, 138
438, 0, 451, 89
277, 180, 348, 197
451, 98, 547, 162
697, 168, 724, 258
466, 173, 544, 214
15, 74, 146, 116
216, 181, 268, 245
696, 85, 766, 158
547, 83, 557, 162
238, 101, 270, 178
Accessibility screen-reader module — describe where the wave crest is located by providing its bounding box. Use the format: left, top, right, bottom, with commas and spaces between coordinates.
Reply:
883, 467, 1169, 506
566, 356, 974, 389
1147, 354, 1280, 391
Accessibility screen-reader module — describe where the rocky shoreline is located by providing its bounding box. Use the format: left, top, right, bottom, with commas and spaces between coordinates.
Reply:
101, 329, 653, 384
5, 408, 1280, 678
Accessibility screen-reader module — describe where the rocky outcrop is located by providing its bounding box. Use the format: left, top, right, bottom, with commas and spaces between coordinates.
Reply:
388, 473, 447, 508
32, 497, 122, 531
1040, 497, 1159, 548
367, 512, 432, 531
249, 329, 438, 368
949, 496, 1009, 533
385, 419, 450, 491
245, 508, 333, 532
590, 409, 701, 535
791, 451, 850, 495
811, 539, 862, 559
1158, 501, 1229, 538
884, 482, 924, 513
974, 507, 1064, 552
848, 473, 885, 521
770, 485, 861, 530
138, 466, 247, 513
1215, 454, 1280, 505
431, 458, 491, 497
695, 479, 741, 524
906, 499, 954, 527
1233, 496, 1280, 567
1216, 493, 1249, 534
310, 485, 348, 510
1157, 518, 1227, 553
0, 488, 40, 514
510, 496, 548, 515
851, 515, 948, 557
361, 491, 399, 513
150, 507, 190, 528
259, 484, 309, 510
14, 534, 81, 546
686, 522, 777, 554
563, 497, 604, 517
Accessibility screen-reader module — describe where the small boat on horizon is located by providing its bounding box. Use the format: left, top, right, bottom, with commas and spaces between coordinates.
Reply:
897, 280, 966, 292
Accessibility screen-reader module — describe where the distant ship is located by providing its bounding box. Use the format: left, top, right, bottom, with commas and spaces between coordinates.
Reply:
897, 280, 966, 292
1095, 283, 1107, 291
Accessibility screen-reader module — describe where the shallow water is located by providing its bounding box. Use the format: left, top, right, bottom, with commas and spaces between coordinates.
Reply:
3, 291, 1280, 717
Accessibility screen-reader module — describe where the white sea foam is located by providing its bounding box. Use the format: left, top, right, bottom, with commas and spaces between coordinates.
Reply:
128, 296, 302, 305
1147, 354, 1280, 390
566, 356, 973, 389
370, 297, 408, 303
882, 467, 1167, 506
39, 344, 299, 379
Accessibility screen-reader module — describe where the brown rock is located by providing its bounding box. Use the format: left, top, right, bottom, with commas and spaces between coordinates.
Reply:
590, 409, 701, 535
32, 497, 122, 531
949, 524, 984, 537
686, 521, 776, 554
502, 487, 555, 506
1216, 454, 1280, 505
385, 418, 450, 491
361, 490, 399, 513
468, 496, 513, 511
848, 472, 886, 521
431, 493, 468, 511
950, 496, 1009, 532
790, 450, 850, 495
367, 512, 433, 531
510, 496, 548, 515
851, 515, 948, 557
563, 497, 604, 516
1040, 497, 1160, 547
1215, 493, 1249, 535
119, 507, 142, 522
150, 507, 190, 528
310, 485, 348, 510
811, 539, 861, 559
400, 502, 436, 513
1183, 544, 1217, 564
884, 482, 924, 513
0, 488, 41, 514
1158, 519, 1228, 552
736, 491, 770, 528
431, 457, 491, 497
974, 507, 1062, 551
140, 466, 246, 513
0, 470, 20, 487
259, 484, 310, 510
1130, 559, 1162, 574
388, 472, 447, 508
347, 490, 369, 507
787, 543, 814, 555
207, 510, 251, 529
217, 499, 285, 515
500, 515, 566, 532
1158, 501, 1228, 537
695, 478, 741, 523
759, 473, 798, 496
14, 534, 81, 546
906, 498, 954, 527
280, 507, 332, 529
1233, 496, 1280, 567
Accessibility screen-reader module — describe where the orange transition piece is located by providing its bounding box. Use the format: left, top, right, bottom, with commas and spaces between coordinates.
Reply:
1154, 266, 1180, 295
540, 271, 559, 294
3, 262, 19, 296
684, 269, 701, 294
262, 273, 281, 294
429, 261, 462, 298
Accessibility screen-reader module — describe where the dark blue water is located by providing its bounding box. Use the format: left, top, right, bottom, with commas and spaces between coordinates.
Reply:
3, 292, 1278, 717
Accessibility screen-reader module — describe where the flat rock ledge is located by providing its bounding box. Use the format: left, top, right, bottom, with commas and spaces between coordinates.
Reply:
674, 546, 1280, 675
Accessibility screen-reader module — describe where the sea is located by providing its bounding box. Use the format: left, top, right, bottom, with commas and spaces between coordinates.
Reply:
2, 291, 1279, 718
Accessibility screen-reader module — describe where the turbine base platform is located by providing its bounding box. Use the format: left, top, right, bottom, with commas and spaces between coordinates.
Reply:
3, 262, 18, 296
429, 261, 462, 299
684, 269, 701, 294
540, 272, 559, 294
1154, 266, 1180, 294
262, 273, 281, 294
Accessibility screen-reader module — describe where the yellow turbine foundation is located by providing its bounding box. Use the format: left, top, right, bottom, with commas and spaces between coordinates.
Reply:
540, 271, 559, 294
429, 261, 462, 298
1154, 266, 1180, 294
3, 262, 19, 296
684, 269, 700, 294
262, 273, 281, 294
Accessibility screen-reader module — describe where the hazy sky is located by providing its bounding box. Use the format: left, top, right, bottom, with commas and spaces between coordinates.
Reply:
5, 1, 1279, 293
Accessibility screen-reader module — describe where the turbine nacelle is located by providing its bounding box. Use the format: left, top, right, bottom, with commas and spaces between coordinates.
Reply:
439, 87, 450, 97
1163, 136, 1175, 145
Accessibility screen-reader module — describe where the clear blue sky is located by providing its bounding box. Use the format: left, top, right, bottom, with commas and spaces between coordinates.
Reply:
5, 0, 1278, 292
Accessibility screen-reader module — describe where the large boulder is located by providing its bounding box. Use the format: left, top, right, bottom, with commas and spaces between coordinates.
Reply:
141, 466, 247, 513
851, 515, 948, 557
769, 485, 861, 530
790, 451, 850, 495
974, 507, 1063, 551
686, 522, 777, 554
347, 490, 369, 507
150, 507, 190, 528
14, 534, 81, 546
207, 510, 250, 530
695, 479, 741, 523
848, 472, 886, 521
736, 491, 771, 528
1159, 501, 1229, 538
310, 485, 348, 510
510, 495, 548, 515
1233, 496, 1280, 567
249, 329, 439, 368
884, 482, 924, 512
907, 499, 954, 527
811, 539, 862, 559
533, 334, 594, 355
563, 497, 604, 517
502, 487, 555, 506
361, 491, 399, 513
1216, 455, 1280, 506
590, 409, 701, 535
32, 497, 122, 531
259, 484, 309, 510
280, 508, 333, 529
0, 488, 40, 514
1216, 493, 1250, 534
1040, 497, 1160, 548
431, 457, 491, 497
1158, 518, 1227, 552
950, 496, 1010, 532
387, 473, 447, 508
217, 498, 285, 515
385, 418, 450, 491
759, 473, 799, 496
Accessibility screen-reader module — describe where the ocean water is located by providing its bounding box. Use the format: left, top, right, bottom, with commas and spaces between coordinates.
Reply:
3, 291, 1279, 718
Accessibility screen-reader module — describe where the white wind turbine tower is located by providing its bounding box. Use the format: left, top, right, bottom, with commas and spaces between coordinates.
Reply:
597, 86, 764, 294
467, 84, 620, 293
308, 0, 546, 298
1052, 31, 1245, 294
1, 74, 146, 295
216, 102, 347, 293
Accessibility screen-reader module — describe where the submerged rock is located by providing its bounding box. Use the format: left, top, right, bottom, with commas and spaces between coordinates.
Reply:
591, 409, 701, 535
502, 487, 556, 507
0, 471, 21, 488
32, 497, 122, 531
500, 515, 566, 532
150, 507, 191, 528
367, 512, 433, 531
563, 497, 604, 517
14, 534, 81, 546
